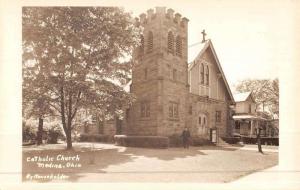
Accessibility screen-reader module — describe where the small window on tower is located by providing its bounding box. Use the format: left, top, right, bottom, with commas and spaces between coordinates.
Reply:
174, 104, 179, 118
139, 35, 144, 56
147, 31, 153, 53
141, 102, 150, 118
176, 35, 182, 57
169, 102, 179, 118
144, 68, 148, 80
173, 69, 177, 81
167, 31, 174, 54
169, 104, 173, 118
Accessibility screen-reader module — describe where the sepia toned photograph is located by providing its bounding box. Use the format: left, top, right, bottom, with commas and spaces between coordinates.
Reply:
21, 4, 281, 183
1, 1, 300, 189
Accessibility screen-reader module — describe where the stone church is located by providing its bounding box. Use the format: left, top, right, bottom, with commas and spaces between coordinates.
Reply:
81, 7, 235, 143
123, 7, 235, 141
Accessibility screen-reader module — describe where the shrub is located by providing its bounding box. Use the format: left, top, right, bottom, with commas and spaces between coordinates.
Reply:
168, 134, 182, 147
221, 137, 241, 144
114, 135, 169, 148
241, 137, 256, 144
47, 129, 59, 144
79, 134, 110, 142
263, 137, 279, 146
22, 120, 37, 142
46, 125, 64, 144
192, 137, 214, 146
169, 135, 215, 147
239, 137, 279, 146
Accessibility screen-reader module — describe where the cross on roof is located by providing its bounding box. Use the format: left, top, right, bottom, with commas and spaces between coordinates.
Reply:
201, 29, 207, 43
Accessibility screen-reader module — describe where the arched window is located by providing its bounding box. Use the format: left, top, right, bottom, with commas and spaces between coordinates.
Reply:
200, 63, 204, 84
175, 35, 182, 57
205, 65, 209, 85
147, 31, 153, 53
139, 35, 144, 56
167, 31, 174, 54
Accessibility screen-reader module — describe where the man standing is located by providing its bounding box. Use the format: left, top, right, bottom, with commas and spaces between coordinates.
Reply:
257, 126, 263, 153
181, 127, 191, 149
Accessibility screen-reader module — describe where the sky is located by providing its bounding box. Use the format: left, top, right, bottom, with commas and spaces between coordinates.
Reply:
113, 0, 295, 91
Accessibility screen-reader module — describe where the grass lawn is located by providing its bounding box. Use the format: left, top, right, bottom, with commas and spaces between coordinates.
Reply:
22, 142, 278, 183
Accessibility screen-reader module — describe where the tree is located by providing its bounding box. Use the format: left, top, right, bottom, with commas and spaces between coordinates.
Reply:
22, 7, 140, 149
23, 61, 55, 145
235, 78, 279, 118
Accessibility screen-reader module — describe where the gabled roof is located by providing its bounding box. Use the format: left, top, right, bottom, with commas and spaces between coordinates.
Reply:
188, 39, 235, 103
233, 91, 252, 102
188, 41, 208, 63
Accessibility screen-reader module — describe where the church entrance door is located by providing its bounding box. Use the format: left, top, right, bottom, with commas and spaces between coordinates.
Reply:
197, 114, 208, 135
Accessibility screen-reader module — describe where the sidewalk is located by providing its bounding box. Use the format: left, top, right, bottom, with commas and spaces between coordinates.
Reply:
219, 144, 278, 153
22, 142, 278, 183
239, 146, 278, 153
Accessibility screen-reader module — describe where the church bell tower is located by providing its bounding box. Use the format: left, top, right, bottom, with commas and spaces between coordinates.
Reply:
127, 7, 189, 136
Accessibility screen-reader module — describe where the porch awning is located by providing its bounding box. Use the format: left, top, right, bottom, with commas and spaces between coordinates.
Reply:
232, 115, 267, 121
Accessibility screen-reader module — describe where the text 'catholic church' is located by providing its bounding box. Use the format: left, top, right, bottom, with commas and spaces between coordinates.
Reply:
82, 7, 236, 144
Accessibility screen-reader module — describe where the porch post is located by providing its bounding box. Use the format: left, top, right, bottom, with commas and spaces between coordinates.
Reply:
250, 120, 253, 137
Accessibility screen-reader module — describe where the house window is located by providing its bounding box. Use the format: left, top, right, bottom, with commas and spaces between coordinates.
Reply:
167, 31, 174, 54
175, 35, 182, 57
205, 65, 209, 85
139, 35, 144, 56
173, 69, 177, 81
141, 102, 150, 118
198, 117, 202, 124
248, 104, 251, 113
200, 63, 204, 84
216, 111, 221, 122
147, 31, 153, 53
204, 117, 206, 124
169, 102, 179, 118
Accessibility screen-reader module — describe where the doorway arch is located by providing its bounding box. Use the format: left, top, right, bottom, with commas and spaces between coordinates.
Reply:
197, 113, 209, 136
